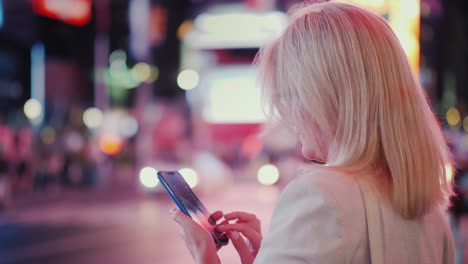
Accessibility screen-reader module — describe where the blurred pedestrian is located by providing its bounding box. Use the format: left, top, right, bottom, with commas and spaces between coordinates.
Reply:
0, 147, 10, 210
0, 116, 13, 209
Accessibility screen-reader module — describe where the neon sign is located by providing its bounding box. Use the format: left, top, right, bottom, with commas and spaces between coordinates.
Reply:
31, 0, 92, 27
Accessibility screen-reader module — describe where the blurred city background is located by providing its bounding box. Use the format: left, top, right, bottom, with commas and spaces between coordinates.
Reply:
0, 0, 466, 263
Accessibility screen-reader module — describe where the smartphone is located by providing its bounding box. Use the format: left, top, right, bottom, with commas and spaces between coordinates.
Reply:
157, 171, 229, 247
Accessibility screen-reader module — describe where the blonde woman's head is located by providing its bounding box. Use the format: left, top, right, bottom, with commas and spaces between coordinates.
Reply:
256, 1, 453, 218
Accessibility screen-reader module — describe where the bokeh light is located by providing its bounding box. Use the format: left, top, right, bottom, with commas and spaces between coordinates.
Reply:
109, 59, 127, 79
109, 49, 127, 64
257, 164, 280, 185
241, 135, 263, 158
120, 115, 139, 137
445, 164, 454, 181
401, 0, 420, 20
177, 20, 193, 40
446, 107, 461, 127
198, 66, 265, 123
139, 167, 159, 188
41, 127, 56, 145
179, 168, 198, 188
98, 134, 123, 155
65, 131, 84, 152
144, 66, 159, 83
23, 98, 42, 120
131, 63, 151, 82
177, 69, 199, 90
187, 11, 287, 49
420, 2, 431, 17
83, 107, 103, 129
106, 57, 140, 89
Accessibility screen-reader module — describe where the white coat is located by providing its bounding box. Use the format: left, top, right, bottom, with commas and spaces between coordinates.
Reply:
254, 170, 455, 263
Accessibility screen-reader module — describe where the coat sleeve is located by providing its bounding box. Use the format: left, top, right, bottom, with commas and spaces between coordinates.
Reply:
254, 175, 344, 263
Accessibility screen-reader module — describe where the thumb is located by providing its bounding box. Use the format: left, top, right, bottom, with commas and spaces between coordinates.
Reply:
170, 208, 192, 226
229, 231, 255, 264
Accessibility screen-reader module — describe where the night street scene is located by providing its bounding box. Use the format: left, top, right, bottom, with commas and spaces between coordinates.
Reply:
0, 0, 467, 263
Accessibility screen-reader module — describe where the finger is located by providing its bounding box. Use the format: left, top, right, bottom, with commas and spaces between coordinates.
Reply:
217, 223, 259, 236
217, 224, 262, 252
224, 212, 261, 235
211, 211, 224, 222
229, 231, 254, 264
217, 220, 229, 227
224, 212, 257, 222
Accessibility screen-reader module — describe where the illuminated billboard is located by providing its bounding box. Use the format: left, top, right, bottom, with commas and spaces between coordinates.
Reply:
31, 0, 92, 27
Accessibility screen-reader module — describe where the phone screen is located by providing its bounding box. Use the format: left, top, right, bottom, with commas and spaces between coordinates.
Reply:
157, 171, 229, 247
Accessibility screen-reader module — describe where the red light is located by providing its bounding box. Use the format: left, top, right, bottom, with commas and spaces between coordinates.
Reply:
99, 134, 123, 155
241, 135, 263, 158
31, 0, 92, 27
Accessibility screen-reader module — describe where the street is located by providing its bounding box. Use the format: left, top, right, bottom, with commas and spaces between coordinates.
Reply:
0, 184, 279, 264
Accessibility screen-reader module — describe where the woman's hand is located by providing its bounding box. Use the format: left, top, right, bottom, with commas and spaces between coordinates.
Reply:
217, 211, 262, 264
170, 208, 222, 264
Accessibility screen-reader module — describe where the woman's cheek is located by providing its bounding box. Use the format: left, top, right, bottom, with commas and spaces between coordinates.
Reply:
301, 140, 328, 163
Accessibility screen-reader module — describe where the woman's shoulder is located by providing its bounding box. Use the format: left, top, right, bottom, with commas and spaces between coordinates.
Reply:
259, 166, 368, 263
286, 166, 363, 205
278, 166, 367, 232
283, 166, 368, 233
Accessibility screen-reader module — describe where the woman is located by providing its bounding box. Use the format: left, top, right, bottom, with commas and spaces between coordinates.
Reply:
171, 2, 455, 263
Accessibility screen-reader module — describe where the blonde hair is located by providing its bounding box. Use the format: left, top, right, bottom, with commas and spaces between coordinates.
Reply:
256, 1, 453, 219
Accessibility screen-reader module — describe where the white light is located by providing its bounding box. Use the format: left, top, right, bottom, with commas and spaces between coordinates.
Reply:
257, 164, 280, 185
109, 49, 127, 64
195, 66, 265, 124
195, 12, 286, 34
43, 0, 90, 20
401, 0, 420, 20
394, 28, 418, 58
179, 168, 198, 188
185, 11, 287, 49
120, 115, 139, 137
177, 69, 199, 90
445, 164, 454, 181
140, 167, 159, 188
110, 59, 126, 70
24, 98, 42, 120
83, 107, 103, 129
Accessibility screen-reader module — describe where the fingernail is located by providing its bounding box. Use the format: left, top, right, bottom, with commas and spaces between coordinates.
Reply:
169, 208, 178, 217
231, 231, 239, 240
